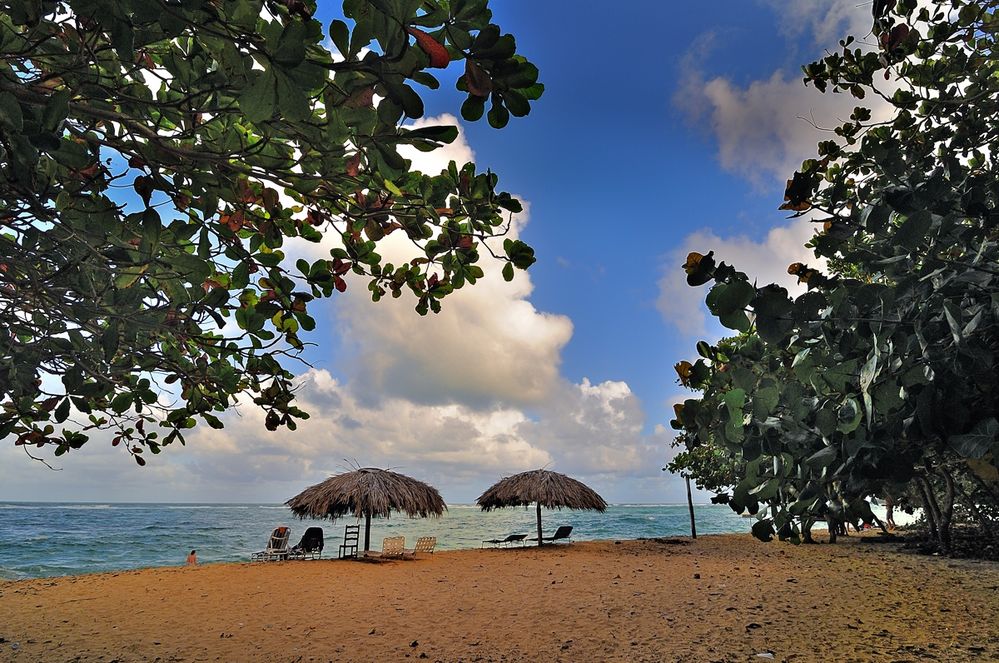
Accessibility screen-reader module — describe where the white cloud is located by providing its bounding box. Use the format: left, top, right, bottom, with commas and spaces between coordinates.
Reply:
758, 0, 874, 46
0, 368, 667, 504
0, 112, 674, 504
657, 218, 822, 338
677, 1, 894, 187
662, 0, 884, 338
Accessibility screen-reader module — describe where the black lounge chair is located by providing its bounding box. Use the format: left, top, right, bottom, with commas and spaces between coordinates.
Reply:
288, 527, 324, 560
529, 525, 573, 544
482, 533, 528, 548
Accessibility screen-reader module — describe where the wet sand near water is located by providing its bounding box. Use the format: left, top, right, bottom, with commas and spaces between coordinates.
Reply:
1, 534, 997, 662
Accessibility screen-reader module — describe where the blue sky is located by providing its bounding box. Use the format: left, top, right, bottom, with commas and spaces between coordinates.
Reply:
1, 1, 881, 505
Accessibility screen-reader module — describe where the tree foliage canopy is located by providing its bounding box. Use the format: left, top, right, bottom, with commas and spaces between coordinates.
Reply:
0, 0, 542, 462
670, 0, 999, 551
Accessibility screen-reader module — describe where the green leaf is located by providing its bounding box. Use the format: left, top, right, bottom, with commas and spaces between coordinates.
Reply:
751, 518, 774, 542
949, 418, 998, 459
893, 210, 933, 249
0, 92, 23, 131
275, 70, 311, 122
239, 70, 277, 123
815, 408, 837, 438
275, 20, 307, 66
836, 398, 862, 434
461, 95, 485, 121
406, 125, 459, 143
328, 19, 350, 55
718, 309, 751, 332
753, 385, 779, 418
707, 280, 755, 317
54, 398, 71, 424
805, 445, 837, 469
487, 101, 509, 128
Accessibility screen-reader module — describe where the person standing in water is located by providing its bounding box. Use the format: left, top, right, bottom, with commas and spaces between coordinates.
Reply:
186, 550, 198, 565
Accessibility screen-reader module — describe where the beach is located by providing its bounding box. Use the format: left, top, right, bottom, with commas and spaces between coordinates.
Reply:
1, 534, 997, 662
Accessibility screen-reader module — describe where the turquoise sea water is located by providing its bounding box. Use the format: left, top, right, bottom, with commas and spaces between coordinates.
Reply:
0, 502, 752, 580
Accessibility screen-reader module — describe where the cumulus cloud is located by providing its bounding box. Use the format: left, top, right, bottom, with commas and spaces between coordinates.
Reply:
661, 0, 884, 338
30, 368, 664, 503
758, 0, 875, 46
657, 218, 822, 338
310, 114, 573, 408
676, 1, 894, 187
0, 112, 673, 504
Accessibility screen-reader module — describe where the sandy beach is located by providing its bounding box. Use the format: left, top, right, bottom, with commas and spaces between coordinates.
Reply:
1, 534, 997, 662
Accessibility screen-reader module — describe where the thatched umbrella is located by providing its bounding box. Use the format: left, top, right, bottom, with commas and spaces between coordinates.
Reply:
477, 469, 607, 546
286, 468, 446, 551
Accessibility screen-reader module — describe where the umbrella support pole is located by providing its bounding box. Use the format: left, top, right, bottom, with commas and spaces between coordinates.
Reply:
364, 513, 371, 551
536, 502, 543, 546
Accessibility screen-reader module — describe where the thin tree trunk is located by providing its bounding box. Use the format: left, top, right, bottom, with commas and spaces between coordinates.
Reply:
956, 483, 996, 542
967, 468, 999, 505
364, 513, 372, 552
937, 467, 955, 555
917, 476, 940, 545
685, 476, 697, 539
802, 517, 815, 544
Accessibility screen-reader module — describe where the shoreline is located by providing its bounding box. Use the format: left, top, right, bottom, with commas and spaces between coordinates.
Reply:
1, 533, 997, 662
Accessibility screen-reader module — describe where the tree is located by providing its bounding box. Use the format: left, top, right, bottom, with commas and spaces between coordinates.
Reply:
671, 0, 999, 552
0, 0, 543, 463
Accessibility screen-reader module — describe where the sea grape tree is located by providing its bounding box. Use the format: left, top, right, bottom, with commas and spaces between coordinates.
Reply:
670, 0, 999, 552
0, 0, 542, 461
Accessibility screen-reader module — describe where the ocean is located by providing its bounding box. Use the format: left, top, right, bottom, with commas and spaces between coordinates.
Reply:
0, 502, 754, 580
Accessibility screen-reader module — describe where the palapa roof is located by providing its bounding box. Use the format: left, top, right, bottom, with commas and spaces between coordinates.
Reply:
285, 468, 446, 520
476, 469, 608, 512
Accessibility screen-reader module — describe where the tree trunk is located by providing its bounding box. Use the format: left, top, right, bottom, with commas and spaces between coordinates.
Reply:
685, 476, 697, 539
957, 483, 996, 542
802, 517, 816, 544
937, 467, 955, 555
917, 476, 940, 546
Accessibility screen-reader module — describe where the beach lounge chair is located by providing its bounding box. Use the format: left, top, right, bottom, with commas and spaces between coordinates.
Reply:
288, 527, 324, 560
365, 536, 405, 559
482, 533, 528, 548
339, 524, 359, 559
403, 536, 437, 558
529, 525, 573, 544
251, 526, 291, 561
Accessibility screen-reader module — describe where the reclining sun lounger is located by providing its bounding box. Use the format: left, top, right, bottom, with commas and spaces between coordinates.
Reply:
365, 536, 405, 559
251, 526, 291, 561
528, 525, 573, 544
288, 526, 324, 560
482, 533, 528, 548
403, 536, 437, 558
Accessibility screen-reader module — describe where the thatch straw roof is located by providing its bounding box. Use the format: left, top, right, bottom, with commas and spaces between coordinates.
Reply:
476, 469, 608, 512
286, 468, 446, 520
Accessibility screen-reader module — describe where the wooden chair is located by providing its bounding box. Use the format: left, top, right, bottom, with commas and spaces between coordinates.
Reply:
339, 524, 359, 559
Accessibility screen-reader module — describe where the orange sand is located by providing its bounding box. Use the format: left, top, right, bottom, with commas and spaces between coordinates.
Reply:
1, 534, 997, 662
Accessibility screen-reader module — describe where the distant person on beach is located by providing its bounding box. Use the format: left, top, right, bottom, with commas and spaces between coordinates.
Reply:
186, 550, 197, 565
884, 495, 896, 531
